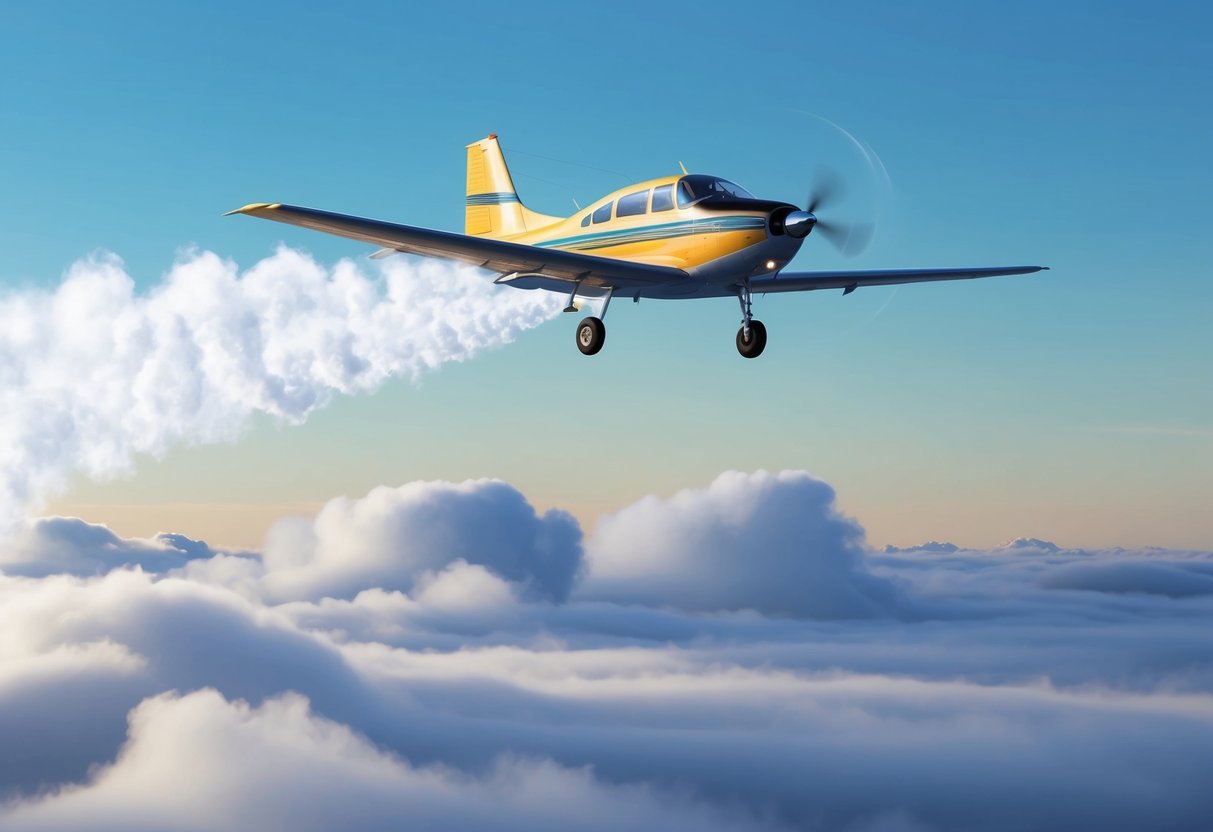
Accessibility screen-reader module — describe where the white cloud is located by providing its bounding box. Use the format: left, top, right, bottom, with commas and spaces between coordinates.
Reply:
2, 472, 1213, 829
259, 478, 584, 603
1038, 558, 1213, 597
0, 516, 226, 578
413, 560, 521, 612
0, 689, 775, 832
0, 247, 561, 531
581, 470, 903, 618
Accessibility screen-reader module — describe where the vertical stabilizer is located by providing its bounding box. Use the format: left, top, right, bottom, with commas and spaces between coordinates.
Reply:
465, 135, 559, 237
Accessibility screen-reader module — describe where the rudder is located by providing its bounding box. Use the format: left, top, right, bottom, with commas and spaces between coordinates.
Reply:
465, 134, 558, 237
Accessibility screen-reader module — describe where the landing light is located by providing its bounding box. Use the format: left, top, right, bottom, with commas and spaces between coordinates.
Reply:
766, 260, 777, 270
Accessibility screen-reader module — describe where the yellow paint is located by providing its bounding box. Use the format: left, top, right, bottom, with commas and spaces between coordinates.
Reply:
464, 136, 561, 236
465, 136, 771, 272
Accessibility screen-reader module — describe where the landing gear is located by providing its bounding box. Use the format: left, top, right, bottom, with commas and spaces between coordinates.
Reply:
735, 283, 767, 358
736, 319, 767, 358
576, 317, 606, 355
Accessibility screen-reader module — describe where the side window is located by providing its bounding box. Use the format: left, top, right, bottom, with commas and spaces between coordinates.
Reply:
676, 180, 694, 208
581, 213, 592, 227
651, 184, 674, 212
592, 202, 613, 224
616, 189, 649, 218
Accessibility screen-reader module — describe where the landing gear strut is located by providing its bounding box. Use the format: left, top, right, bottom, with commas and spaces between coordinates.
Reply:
735, 284, 767, 359
576, 317, 606, 355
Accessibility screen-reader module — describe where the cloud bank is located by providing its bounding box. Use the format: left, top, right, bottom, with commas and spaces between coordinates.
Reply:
0, 247, 561, 529
2, 470, 1212, 831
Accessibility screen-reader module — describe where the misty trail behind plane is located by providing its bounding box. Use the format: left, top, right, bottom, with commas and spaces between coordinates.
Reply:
0, 246, 562, 532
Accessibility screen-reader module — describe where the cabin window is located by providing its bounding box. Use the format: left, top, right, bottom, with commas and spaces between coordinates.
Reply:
680, 175, 755, 201
651, 184, 674, 212
592, 202, 613, 224
581, 213, 592, 227
676, 179, 695, 208
616, 190, 649, 218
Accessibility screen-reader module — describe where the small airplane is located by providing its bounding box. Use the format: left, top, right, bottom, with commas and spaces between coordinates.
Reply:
228, 134, 1046, 358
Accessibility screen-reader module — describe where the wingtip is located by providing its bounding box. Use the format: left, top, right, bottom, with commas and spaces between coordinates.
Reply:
223, 202, 281, 217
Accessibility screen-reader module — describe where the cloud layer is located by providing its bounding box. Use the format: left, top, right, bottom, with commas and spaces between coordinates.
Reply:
2, 471, 1213, 831
0, 248, 561, 529
2, 690, 764, 832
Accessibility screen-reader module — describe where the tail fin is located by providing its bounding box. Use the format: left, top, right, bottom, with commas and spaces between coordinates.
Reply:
465, 135, 559, 237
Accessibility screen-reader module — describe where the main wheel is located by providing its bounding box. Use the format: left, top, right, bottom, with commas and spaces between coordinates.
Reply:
735, 320, 767, 358
576, 316, 606, 355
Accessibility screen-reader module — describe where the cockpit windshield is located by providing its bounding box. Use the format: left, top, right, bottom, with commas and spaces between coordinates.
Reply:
679, 175, 755, 203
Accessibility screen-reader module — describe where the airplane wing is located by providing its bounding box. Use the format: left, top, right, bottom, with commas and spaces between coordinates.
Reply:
747, 265, 1048, 295
226, 203, 686, 290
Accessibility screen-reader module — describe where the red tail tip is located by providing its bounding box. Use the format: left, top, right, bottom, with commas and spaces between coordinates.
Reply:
488, 133, 497, 139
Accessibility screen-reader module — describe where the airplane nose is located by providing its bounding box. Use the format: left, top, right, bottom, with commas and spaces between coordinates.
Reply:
783, 210, 817, 239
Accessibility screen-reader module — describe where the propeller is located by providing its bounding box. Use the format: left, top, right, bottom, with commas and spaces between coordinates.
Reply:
806, 166, 843, 215
787, 166, 874, 257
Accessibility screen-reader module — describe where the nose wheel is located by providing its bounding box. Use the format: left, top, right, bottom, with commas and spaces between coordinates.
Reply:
576, 316, 606, 355
735, 283, 767, 358
736, 319, 767, 358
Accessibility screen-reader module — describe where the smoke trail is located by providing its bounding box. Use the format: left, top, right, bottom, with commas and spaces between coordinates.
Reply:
0, 246, 562, 529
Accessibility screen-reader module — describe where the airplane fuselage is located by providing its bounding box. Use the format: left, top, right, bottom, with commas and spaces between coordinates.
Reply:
492, 174, 805, 298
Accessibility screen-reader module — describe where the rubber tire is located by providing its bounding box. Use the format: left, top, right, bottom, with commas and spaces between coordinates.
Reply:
576, 316, 606, 355
736, 319, 767, 359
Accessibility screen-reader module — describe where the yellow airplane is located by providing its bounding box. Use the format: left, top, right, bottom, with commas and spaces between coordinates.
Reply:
228, 134, 1046, 358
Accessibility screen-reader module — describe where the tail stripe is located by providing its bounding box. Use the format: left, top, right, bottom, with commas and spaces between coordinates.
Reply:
466, 192, 521, 206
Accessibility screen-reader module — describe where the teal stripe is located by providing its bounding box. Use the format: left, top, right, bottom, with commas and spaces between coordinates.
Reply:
466, 192, 520, 205
537, 215, 765, 251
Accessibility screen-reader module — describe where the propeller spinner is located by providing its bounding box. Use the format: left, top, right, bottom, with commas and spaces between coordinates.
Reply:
788, 167, 875, 257
783, 209, 817, 238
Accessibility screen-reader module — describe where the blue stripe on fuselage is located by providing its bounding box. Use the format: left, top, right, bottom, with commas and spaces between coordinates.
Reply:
536, 215, 765, 251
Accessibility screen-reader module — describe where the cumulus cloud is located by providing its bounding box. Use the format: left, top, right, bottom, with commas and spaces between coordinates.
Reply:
2, 471, 1213, 830
582, 470, 902, 618
0, 247, 561, 530
259, 479, 583, 603
883, 541, 958, 554
997, 537, 1062, 554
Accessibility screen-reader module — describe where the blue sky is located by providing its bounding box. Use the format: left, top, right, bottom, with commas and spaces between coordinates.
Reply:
1, 0, 1210, 548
